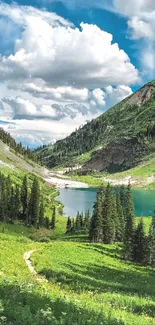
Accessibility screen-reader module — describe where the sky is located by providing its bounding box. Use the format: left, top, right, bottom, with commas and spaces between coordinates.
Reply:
0, 0, 155, 148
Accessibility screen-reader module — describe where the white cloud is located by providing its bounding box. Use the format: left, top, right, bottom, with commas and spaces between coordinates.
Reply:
127, 17, 154, 40
12, 82, 89, 102
113, 0, 155, 16
1, 97, 98, 120
104, 85, 133, 108
0, 3, 139, 90
92, 89, 105, 106
108, 0, 155, 75
0, 2, 139, 147
0, 2, 72, 27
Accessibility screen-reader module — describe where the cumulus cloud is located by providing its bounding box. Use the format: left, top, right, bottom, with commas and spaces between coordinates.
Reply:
1, 97, 98, 120
105, 85, 133, 107
0, 2, 72, 27
0, 3, 139, 90
106, 0, 155, 75
11, 82, 89, 102
92, 89, 105, 106
0, 2, 139, 147
113, 0, 155, 16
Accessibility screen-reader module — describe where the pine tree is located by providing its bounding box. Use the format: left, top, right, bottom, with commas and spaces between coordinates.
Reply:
9, 186, 15, 223
14, 185, 20, 220
147, 208, 155, 266
132, 219, 146, 263
84, 210, 90, 231
119, 185, 127, 217
89, 188, 103, 242
66, 217, 72, 233
71, 218, 75, 233
79, 212, 84, 230
147, 224, 155, 266
123, 183, 135, 260
21, 175, 28, 222
102, 183, 115, 244
51, 207, 56, 229
28, 178, 40, 227
116, 192, 125, 242
75, 211, 80, 231
39, 197, 45, 227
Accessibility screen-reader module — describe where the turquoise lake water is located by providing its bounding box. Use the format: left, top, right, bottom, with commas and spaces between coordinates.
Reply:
57, 187, 155, 217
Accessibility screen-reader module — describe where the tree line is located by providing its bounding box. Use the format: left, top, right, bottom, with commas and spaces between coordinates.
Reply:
66, 210, 90, 234
0, 173, 56, 229
0, 127, 35, 160
66, 183, 155, 267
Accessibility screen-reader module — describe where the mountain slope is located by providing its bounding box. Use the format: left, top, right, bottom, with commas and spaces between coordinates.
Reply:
0, 129, 49, 178
35, 80, 155, 172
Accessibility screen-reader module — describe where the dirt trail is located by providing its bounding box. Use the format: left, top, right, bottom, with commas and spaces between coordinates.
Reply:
24, 250, 48, 283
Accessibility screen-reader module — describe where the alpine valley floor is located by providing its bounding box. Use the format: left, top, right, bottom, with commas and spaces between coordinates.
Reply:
1, 217, 155, 325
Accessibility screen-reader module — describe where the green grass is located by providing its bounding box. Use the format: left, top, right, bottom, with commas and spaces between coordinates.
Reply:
0, 213, 154, 324
72, 174, 106, 187
31, 240, 155, 325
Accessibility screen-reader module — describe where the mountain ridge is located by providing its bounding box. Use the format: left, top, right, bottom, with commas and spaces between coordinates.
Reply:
35, 80, 155, 172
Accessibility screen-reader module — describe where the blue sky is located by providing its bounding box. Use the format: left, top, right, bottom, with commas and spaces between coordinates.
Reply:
0, 0, 155, 148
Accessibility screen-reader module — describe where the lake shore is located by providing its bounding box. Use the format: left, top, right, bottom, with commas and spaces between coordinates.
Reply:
44, 175, 89, 188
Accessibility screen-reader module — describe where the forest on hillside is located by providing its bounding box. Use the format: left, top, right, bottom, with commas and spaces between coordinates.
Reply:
0, 173, 56, 229
0, 128, 34, 160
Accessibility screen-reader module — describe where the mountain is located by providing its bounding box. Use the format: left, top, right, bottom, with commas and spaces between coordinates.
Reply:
35, 81, 155, 172
0, 128, 48, 177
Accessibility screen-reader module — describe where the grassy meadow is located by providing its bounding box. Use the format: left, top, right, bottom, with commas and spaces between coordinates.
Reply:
0, 217, 155, 325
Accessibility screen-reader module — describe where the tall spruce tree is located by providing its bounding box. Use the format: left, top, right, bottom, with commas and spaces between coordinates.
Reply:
21, 175, 28, 222
28, 177, 40, 227
89, 188, 103, 242
102, 183, 115, 244
132, 219, 146, 263
123, 183, 135, 260
75, 211, 80, 231
51, 207, 56, 229
147, 207, 155, 266
66, 216, 72, 233
39, 197, 45, 227
116, 192, 125, 242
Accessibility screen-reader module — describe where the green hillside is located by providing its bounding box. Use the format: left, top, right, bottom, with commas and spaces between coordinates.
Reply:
0, 129, 65, 236
1, 217, 155, 325
35, 80, 155, 172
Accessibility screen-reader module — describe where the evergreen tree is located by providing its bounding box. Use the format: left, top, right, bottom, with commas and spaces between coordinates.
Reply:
102, 183, 115, 244
123, 183, 135, 260
71, 218, 75, 233
147, 224, 155, 266
116, 192, 125, 242
147, 208, 155, 266
119, 185, 127, 217
51, 207, 56, 229
132, 219, 146, 263
21, 175, 28, 222
79, 212, 84, 230
39, 197, 45, 227
84, 210, 90, 231
75, 211, 80, 231
66, 217, 72, 233
89, 188, 103, 242
14, 185, 20, 220
28, 178, 40, 227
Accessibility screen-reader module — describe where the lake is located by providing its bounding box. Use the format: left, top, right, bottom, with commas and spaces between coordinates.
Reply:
57, 187, 155, 217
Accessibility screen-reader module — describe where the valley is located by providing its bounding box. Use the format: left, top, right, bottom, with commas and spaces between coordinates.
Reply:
1, 81, 155, 325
